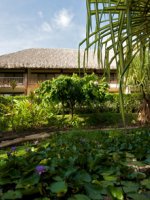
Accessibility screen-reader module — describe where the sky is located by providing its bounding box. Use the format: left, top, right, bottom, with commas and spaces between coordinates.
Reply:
0, 0, 87, 55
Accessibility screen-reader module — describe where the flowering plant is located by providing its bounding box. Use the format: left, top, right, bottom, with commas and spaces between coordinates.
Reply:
35, 165, 46, 175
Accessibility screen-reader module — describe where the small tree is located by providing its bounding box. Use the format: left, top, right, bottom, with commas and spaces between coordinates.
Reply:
82, 74, 108, 108
50, 75, 83, 118
36, 74, 108, 118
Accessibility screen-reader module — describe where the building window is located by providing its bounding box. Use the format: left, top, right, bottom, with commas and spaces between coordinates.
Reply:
4, 73, 23, 77
0, 73, 24, 85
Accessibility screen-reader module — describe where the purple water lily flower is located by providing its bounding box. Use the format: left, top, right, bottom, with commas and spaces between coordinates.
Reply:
35, 165, 46, 175
11, 146, 16, 151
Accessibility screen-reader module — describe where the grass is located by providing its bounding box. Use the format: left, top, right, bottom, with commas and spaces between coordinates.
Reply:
49, 112, 137, 128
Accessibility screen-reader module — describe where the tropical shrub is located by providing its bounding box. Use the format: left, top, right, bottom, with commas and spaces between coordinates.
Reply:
0, 95, 54, 131
82, 74, 108, 107
74, 93, 142, 114
0, 96, 137, 132
37, 74, 83, 117
13, 100, 41, 130
101, 93, 142, 113
0, 96, 12, 131
12, 97, 53, 131
52, 74, 83, 117
36, 74, 108, 117
0, 96, 11, 116
123, 94, 142, 113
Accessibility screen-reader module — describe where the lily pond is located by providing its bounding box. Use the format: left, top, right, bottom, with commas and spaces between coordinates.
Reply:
0, 129, 150, 200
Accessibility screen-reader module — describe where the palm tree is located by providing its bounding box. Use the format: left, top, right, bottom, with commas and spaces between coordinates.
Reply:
127, 54, 150, 124
79, 0, 150, 124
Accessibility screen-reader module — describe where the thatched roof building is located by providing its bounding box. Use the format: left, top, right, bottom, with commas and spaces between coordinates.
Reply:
0, 48, 118, 94
0, 48, 116, 69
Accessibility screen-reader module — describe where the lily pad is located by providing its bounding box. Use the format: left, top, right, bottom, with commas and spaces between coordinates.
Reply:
2, 190, 22, 200
108, 186, 124, 200
48, 181, 68, 194
141, 179, 150, 189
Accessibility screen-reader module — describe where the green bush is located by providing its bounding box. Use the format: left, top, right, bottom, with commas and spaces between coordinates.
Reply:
0, 95, 54, 132
12, 99, 53, 131
123, 93, 142, 113
36, 74, 108, 117
98, 93, 142, 113
0, 96, 11, 131
74, 93, 142, 114
0, 88, 143, 132
36, 74, 142, 115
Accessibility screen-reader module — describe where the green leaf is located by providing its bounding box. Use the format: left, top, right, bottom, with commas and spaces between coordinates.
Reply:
16, 174, 40, 189
136, 172, 146, 180
141, 179, 150, 189
84, 184, 103, 200
127, 193, 149, 200
10, 169, 21, 179
2, 190, 22, 200
0, 179, 13, 186
100, 180, 114, 188
64, 167, 78, 178
52, 176, 63, 182
0, 160, 6, 167
108, 186, 124, 200
74, 170, 91, 184
48, 181, 67, 194
122, 181, 139, 193
68, 194, 91, 200
145, 156, 150, 164
21, 187, 39, 196
103, 175, 117, 181
127, 172, 146, 180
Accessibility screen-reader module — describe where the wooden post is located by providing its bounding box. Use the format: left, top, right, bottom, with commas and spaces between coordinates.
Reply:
24, 69, 28, 95
27, 69, 31, 95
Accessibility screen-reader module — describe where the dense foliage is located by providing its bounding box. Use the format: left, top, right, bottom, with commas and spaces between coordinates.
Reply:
0, 74, 144, 132
0, 96, 11, 130
0, 93, 142, 132
100, 94, 142, 114
0, 94, 53, 131
36, 74, 108, 117
0, 129, 150, 199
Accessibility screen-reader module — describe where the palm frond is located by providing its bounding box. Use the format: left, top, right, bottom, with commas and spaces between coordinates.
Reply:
80, 0, 150, 125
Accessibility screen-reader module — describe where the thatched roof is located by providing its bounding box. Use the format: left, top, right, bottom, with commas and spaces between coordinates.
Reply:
0, 48, 116, 69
